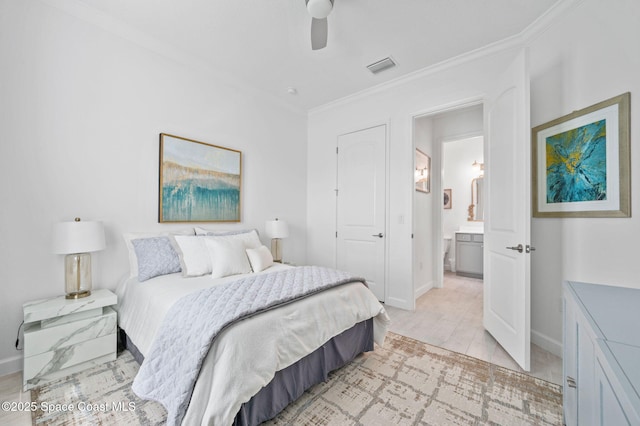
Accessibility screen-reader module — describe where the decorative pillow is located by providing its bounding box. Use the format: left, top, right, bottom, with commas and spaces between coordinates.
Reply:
194, 227, 260, 239
123, 229, 193, 278
132, 236, 181, 282
172, 235, 212, 277
246, 245, 274, 273
205, 237, 252, 279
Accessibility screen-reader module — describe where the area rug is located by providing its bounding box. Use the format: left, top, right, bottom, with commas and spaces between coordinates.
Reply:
31, 332, 562, 425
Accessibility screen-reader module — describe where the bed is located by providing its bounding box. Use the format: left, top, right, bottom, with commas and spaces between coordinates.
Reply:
115, 229, 390, 426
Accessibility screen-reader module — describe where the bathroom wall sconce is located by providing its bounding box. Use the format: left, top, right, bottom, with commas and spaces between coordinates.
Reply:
472, 160, 484, 176
414, 166, 428, 182
415, 148, 431, 193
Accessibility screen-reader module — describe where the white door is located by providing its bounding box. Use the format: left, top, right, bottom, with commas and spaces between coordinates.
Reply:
336, 125, 386, 301
483, 50, 532, 371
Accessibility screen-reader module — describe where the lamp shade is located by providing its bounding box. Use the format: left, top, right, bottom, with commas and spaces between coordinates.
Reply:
52, 219, 106, 254
265, 219, 289, 239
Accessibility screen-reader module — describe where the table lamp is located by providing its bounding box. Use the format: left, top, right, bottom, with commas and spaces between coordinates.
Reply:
265, 218, 289, 263
52, 218, 106, 299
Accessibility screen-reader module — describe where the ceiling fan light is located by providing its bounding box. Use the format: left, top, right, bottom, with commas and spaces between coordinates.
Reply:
307, 0, 333, 19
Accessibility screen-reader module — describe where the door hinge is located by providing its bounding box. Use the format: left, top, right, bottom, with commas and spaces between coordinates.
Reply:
336, 146, 339, 154
335, 231, 338, 238
334, 188, 338, 196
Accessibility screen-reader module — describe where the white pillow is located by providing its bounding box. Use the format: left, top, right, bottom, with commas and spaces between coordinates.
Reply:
194, 227, 261, 241
123, 230, 193, 278
246, 245, 274, 273
205, 237, 252, 279
173, 235, 211, 277
205, 229, 262, 250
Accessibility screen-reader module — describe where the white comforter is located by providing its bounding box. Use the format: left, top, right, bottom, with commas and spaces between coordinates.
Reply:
116, 264, 390, 425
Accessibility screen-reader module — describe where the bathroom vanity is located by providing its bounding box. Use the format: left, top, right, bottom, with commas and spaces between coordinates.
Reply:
455, 231, 483, 279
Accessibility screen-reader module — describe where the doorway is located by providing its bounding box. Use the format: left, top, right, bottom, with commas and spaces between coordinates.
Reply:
442, 135, 484, 282
412, 103, 484, 295
410, 51, 532, 372
411, 104, 490, 362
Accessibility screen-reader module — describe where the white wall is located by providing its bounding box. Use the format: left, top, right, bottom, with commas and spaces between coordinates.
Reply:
307, 48, 519, 310
443, 136, 484, 270
413, 118, 434, 296
308, 0, 640, 356
527, 0, 640, 354
0, 0, 307, 374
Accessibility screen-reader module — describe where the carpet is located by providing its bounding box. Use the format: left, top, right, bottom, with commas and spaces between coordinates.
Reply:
31, 332, 562, 425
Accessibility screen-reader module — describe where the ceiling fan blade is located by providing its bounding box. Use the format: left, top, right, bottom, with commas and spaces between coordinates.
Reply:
311, 17, 328, 50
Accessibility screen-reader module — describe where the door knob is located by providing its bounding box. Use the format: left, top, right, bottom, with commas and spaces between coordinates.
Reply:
506, 244, 524, 253
526, 245, 536, 253
372, 233, 384, 238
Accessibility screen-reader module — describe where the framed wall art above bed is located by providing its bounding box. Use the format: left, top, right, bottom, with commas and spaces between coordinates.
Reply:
159, 133, 242, 223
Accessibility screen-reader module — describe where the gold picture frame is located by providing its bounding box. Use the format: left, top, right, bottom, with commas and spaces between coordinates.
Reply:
159, 133, 242, 223
532, 92, 630, 218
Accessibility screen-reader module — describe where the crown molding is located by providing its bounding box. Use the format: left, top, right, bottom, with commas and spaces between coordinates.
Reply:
309, 0, 584, 116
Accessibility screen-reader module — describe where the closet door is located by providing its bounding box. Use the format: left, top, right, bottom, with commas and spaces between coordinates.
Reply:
336, 125, 387, 301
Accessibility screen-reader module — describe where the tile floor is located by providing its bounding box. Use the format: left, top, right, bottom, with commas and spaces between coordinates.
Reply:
385, 271, 563, 385
1, 272, 562, 426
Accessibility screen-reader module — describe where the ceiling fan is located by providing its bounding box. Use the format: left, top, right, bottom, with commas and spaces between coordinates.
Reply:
305, 0, 334, 50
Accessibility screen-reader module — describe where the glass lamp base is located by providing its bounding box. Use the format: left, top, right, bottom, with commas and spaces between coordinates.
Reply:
271, 238, 283, 263
65, 290, 91, 299
64, 253, 92, 299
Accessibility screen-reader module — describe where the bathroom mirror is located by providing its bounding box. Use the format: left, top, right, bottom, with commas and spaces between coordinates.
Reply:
468, 177, 484, 221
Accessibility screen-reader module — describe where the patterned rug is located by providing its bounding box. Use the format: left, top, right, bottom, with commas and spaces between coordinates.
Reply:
31, 332, 562, 425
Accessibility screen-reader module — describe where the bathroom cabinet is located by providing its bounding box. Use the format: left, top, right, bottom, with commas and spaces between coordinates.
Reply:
455, 232, 483, 279
563, 281, 640, 425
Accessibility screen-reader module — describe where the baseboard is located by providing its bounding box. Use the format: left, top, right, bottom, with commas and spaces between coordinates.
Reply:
531, 329, 562, 358
385, 296, 412, 310
414, 281, 434, 299
0, 354, 22, 377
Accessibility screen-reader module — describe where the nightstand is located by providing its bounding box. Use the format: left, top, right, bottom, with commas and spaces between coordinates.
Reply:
22, 289, 117, 390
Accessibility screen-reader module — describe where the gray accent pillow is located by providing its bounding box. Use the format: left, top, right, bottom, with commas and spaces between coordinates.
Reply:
132, 236, 181, 281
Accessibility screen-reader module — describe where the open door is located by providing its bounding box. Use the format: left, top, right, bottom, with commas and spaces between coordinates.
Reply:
483, 50, 532, 371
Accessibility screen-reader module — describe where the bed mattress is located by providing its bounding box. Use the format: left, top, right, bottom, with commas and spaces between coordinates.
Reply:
116, 264, 389, 425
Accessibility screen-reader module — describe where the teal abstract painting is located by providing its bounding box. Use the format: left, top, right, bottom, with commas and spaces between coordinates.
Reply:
545, 119, 607, 204
159, 134, 241, 222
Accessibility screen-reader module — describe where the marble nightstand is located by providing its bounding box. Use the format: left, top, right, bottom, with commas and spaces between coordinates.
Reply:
22, 289, 117, 390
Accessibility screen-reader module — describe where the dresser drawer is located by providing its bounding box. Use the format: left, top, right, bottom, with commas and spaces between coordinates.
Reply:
24, 307, 116, 358
23, 332, 116, 388
22, 290, 118, 391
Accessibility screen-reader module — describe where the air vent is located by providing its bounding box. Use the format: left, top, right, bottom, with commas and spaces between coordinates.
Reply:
366, 57, 396, 74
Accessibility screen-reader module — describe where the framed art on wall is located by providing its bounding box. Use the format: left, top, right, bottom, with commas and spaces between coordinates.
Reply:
159, 133, 242, 222
532, 92, 630, 218
415, 149, 431, 194
444, 189, 452, 209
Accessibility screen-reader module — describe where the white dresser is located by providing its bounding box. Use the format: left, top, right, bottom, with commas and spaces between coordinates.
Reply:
563, 281, 640, 425
22, 289, 117, 390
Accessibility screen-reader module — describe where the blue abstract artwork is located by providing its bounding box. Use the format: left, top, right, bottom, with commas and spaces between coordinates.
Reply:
160, 134, 241, 222
545, 120, 607, 204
